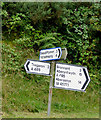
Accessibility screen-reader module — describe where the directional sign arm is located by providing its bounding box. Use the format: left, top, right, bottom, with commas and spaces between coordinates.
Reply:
39, 47, 62, 61
54, 63, 90, 92
24, 59, 51, 76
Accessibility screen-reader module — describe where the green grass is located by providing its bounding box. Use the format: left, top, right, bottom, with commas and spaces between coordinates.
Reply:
2, 74, 99, 118
2, 110, 99, 118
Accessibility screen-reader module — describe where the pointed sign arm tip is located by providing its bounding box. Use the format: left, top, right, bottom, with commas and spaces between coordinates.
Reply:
81, 68, 90, 90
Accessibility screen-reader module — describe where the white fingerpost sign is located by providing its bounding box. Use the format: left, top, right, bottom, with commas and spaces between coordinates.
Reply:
39, 47, 62, 61
24, 59, 50, 76
54, 63, 90, 92
24, 47, 91, 117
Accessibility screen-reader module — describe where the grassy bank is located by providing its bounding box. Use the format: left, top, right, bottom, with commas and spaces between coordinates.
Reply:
2, 42, 100, 118
2, 73, 99, 118
2, 110, 99, 118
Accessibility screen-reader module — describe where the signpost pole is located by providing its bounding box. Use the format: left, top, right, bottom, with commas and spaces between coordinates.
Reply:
47, 61, 55, 116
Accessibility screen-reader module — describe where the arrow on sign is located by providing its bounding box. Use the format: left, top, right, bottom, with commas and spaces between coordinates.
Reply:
24, 59, 51, 76
39, 47, 62, 61
54, 63, 91, 92
26, 61, 30, 71
81, 68, 89, 90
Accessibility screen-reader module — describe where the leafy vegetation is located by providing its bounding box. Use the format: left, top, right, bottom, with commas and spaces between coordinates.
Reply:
2, 2, 100, 118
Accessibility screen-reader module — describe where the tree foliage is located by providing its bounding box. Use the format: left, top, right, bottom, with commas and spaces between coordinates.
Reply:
2, 2, 101, 72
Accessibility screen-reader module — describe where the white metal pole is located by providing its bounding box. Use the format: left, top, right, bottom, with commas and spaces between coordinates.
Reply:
47, 61, 55, 116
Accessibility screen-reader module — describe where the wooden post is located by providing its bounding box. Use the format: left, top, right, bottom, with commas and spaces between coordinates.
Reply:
47, 61, 55, 116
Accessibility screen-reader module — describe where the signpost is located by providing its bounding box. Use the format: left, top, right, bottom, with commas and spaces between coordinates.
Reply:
47, 61, 55, 116
24, 47, 90, 117
24, 59, 50, 76
39, 47, 62, 61
54, 63, 90, 92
